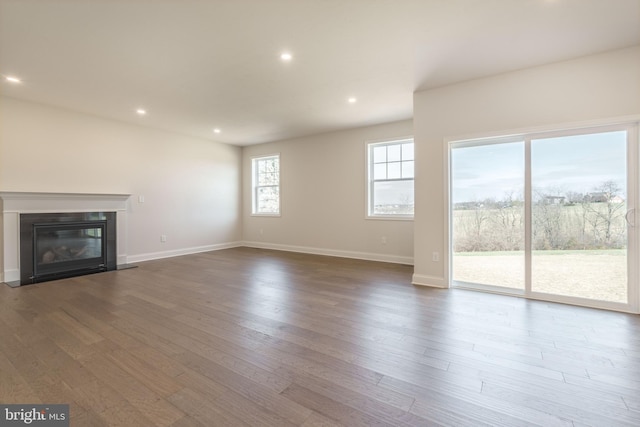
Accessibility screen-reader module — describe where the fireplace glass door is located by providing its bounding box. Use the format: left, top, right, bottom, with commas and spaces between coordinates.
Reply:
33, 221, 107, 278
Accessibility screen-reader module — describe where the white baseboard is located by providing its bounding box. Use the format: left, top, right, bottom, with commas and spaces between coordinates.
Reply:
242, 241, 414, 265
2, 269, 20, 283
412, 273, 448, 288
127, 241, 244, 264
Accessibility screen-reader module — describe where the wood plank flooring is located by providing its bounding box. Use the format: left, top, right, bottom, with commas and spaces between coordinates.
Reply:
1, 247, 640, 426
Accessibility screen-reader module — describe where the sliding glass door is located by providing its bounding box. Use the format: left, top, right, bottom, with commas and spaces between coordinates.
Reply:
451, 140, 525, 291
450, 124, 638, 311
531, 131, 629, 303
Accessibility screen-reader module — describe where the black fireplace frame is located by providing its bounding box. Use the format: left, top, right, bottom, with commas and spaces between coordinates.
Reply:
20, 212, 117, 284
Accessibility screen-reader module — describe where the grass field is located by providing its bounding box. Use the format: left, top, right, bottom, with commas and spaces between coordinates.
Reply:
453, 249, 627, 303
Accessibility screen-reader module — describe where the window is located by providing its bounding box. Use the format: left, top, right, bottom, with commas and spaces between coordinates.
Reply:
252, 154, 280, 215
367, 138, 414, 218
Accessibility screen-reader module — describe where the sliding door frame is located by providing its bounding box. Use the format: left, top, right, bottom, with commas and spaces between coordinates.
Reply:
446, 120, 640, 313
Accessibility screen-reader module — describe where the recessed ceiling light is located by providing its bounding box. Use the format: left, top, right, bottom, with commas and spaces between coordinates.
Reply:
280, 52, 293, 62
213, 128, 221, 134
136, 108, 147, 115
348, 97, 357, 104
5, 76, 21, 83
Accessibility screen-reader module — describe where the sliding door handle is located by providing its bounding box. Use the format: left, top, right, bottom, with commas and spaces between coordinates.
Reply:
625, 208, 635, 227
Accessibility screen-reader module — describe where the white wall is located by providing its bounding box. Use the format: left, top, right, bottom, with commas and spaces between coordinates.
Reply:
242, 120, 414, 264
413, 45, 640, 287
0, 97, 242, 266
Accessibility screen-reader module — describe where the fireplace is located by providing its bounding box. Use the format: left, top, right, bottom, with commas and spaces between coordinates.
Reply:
20, 212, 117, 284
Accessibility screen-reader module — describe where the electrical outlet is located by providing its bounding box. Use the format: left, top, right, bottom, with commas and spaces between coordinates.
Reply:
381, 236, 387, 244
138, 195, 145, 203
161, 235, 167, 243
432, 252, 439, 262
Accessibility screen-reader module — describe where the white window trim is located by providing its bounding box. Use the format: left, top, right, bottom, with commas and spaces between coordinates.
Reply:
365, 137, 415, 220
251, 153, 281, 217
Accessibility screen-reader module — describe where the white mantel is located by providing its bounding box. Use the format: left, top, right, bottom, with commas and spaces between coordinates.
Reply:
0, 192, 130, 283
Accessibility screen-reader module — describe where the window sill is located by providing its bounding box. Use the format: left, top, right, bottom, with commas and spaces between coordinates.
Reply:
366, 215, 414, 221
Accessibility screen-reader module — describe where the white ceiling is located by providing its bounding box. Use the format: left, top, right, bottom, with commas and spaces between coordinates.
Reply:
1, 0, 639, 146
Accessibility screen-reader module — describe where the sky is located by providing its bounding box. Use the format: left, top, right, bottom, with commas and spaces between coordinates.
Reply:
451, 130, 628, 204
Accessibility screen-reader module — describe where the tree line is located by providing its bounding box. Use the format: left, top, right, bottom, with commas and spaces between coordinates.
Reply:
453, 181, 627, 252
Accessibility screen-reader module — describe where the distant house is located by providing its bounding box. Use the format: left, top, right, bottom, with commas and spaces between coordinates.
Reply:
611, 195, 625, 204
543, 195, 565, 205
454, 201, 482, 210
584, 192, 625, 203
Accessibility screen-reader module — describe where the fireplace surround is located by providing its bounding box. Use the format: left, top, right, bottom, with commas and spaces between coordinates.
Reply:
0, 192, 130, 286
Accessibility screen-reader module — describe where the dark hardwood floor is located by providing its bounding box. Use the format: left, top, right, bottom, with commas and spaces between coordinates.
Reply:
1, 247, 639, 426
